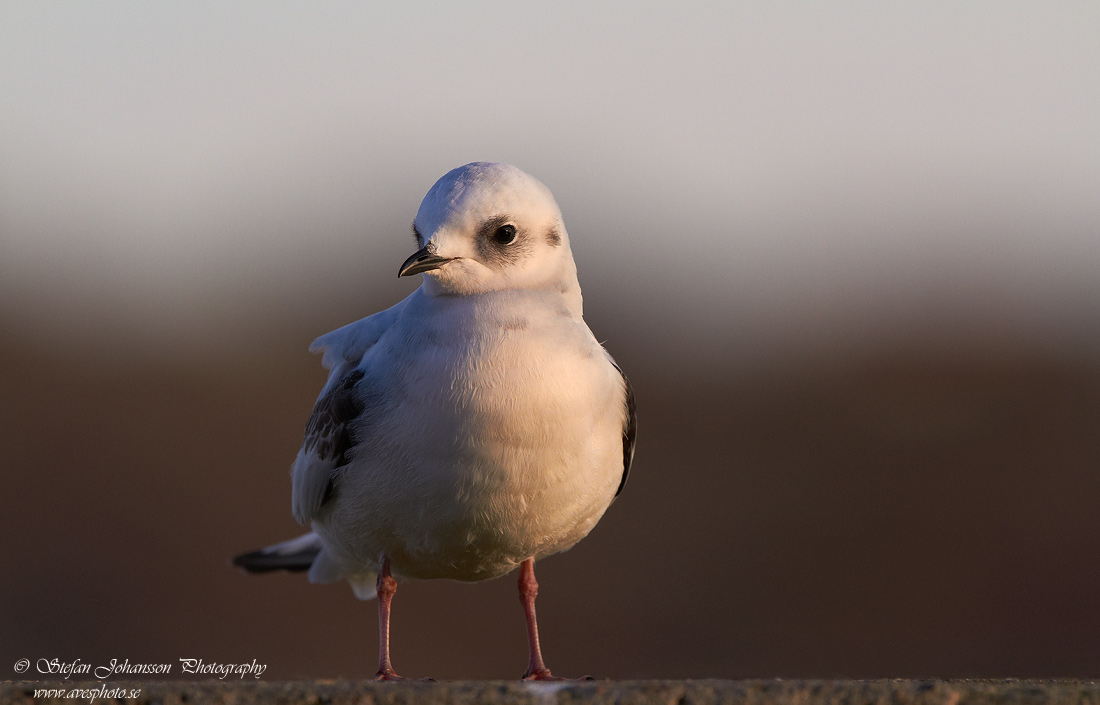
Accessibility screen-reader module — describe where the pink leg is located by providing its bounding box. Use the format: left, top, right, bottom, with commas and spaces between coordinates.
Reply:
374, 557, 405, 681
518, 558, 555, 680
519, 558, 594, 681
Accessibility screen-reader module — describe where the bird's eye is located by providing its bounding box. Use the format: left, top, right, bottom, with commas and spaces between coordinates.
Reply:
493, 224, 517, 244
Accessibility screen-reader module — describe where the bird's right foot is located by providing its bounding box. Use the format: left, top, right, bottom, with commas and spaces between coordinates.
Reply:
522, 667, 595, 681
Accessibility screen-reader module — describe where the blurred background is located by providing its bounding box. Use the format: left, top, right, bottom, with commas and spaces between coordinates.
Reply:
3, 2, 1100, 680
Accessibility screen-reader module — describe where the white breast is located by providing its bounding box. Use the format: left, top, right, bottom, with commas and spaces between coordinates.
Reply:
313, 289, 626, 582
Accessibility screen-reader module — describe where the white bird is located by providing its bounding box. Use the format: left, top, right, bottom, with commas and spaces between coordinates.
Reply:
234, 162, 636, 681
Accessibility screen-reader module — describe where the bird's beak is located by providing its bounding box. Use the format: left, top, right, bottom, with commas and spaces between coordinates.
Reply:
398, 246, 455, 278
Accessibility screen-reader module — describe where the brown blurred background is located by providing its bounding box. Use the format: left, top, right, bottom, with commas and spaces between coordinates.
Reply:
3, 3, 1100, 681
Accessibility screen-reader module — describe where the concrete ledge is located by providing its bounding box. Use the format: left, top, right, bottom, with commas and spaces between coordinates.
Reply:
4, 679, 1100, 705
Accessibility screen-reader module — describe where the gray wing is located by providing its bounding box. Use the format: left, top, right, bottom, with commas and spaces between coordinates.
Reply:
611, 359, 636, 497
291, 302, 407, 525
291, 366, 365, 524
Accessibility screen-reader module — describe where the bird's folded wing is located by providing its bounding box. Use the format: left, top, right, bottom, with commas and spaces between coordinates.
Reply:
606, 353, 637, 497
292, 366, 364, 524
292, 301, 404, 525
309, 298, 406, 372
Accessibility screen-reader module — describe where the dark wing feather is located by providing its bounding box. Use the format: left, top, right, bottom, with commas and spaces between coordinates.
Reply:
610, 359, 636, 497
232, 547, 318, 573
292, 368, 364, 522
232, 532, 323, 574
302, 368, 365, 469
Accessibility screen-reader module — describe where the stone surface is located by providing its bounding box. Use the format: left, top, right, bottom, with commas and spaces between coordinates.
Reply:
4, 680, 1100, 705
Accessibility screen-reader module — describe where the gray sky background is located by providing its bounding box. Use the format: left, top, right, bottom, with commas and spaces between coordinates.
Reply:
3, 3, 1099, 370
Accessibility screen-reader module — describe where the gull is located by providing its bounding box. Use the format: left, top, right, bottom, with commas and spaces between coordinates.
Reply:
234, 162, 636, 681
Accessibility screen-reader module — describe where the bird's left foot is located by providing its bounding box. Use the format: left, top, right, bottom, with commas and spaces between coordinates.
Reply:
522, 668, 595, 682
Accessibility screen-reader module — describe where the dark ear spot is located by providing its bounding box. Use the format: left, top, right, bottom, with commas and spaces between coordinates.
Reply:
546, 225, 562, 247
411, 222, 423, 248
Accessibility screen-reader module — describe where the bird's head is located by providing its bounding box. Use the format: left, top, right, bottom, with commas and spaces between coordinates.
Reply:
399, 162, 578, 297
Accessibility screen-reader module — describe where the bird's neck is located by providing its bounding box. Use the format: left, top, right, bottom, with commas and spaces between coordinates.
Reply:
416, 281, 584, 322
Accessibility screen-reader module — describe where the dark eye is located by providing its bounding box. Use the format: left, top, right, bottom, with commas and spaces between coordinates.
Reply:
493, 224, 517, 244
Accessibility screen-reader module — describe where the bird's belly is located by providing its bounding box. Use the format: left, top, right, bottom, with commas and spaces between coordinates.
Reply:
318, 342, 624, 581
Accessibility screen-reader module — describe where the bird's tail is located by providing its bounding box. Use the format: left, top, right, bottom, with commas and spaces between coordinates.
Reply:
232, 532, 322, 573
232, 532, 378, 600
